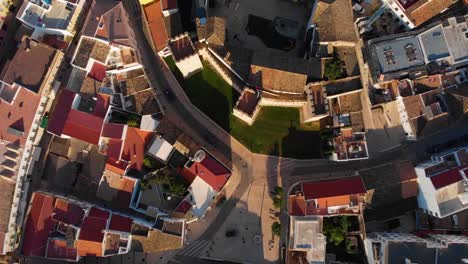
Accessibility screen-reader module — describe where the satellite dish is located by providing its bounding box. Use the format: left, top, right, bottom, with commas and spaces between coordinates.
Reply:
194, 150, 206, 162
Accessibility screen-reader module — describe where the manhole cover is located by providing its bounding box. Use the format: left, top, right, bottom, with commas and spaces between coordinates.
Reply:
254, 235, 262, 244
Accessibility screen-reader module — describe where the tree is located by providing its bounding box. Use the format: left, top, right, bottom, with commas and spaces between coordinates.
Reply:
274, 186, 284, 196
273, 196, 284, 208
143, 156, 163, 170
272, 186, 284, 209
272, 222, 281, 237
322, 216, 350, 246
324, 57, 345, 81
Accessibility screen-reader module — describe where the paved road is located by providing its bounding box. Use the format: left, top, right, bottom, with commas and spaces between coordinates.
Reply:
122, 1, 468, 263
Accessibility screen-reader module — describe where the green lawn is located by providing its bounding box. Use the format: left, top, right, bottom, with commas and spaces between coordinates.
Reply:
164, 57, 322, 158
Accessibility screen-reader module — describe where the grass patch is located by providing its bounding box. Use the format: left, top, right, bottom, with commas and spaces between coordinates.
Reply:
164, 57, 322, 158
231, 107, 321, 157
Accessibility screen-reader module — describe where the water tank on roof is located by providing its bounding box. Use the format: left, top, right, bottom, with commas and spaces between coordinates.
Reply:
194, 150, 206, 162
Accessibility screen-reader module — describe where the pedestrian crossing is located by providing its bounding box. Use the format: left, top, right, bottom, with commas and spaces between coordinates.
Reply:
177, 240, 212, 257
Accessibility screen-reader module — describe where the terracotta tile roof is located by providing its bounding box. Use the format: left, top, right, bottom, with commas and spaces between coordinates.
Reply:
2, 38, 56, 93
88, 62, 107, 82
101, 123, 125, 139
403, 95, 425, 119
105, 159, 128, 175
79, 76, 102, 99
196, 17, 226, 46
249, 52, 308, 93
103, 138, 124, 160
97, 170, 136, 208
0, 178, 14, 239
312, 0, 357, 43
94, 94, 110, 118
22, 193, 56, 257
168, 35, 195, 61
109, 214, 133, 233
81, 0, 121, 37
289, 195, 306, 216
88, 207, 110, 220
76, 239, 103, 257
77, 210, 108, 257
143, 1, 169, 51
46, 238, 77, 261
47, 89, 75, 136
409, 0, 454, 27
63, 109, 104, 145
0, 84, 41, 145
182, 153, 231, 191
121, 127, 154, 171
316, 195, 351, 208
42, 35, 69, 51
52, 198, 85, 227
94, 2, 134, 47
302, 176, 366, 200
430, 165, 467, 189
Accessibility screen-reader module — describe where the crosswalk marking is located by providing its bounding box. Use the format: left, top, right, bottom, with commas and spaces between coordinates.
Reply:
178, 240, 211, 257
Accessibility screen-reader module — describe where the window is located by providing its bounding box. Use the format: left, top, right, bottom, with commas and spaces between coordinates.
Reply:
405, 43, 417, 62
384, 48, 396, 65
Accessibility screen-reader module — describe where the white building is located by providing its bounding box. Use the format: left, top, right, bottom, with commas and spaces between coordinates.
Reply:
288, 216, 326, 264
364, 232, 468, 264
17, 0, 86, 37
147, 135, 175, 163
168, 33, 203, 78
415, 147, 468, 218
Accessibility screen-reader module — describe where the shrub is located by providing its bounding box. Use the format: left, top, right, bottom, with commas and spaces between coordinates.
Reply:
272, 222, 281, 237
324, 57, 345, 81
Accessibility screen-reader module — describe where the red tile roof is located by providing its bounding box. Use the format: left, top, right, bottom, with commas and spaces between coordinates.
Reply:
143, 1, 169, 51
121, 127, 154, 171
105, 159, 128, 175
47, 89, 75, 136
79, 217, 106, 243
161, 0, 177, 10
109, 214, 133, 233
52, 198, 85, 227
88, 62, 107, 82
103, 138, 124, 160
46, 238, 77, 261
22, 193, 56, 257
101, 123, 125, 139
88, 207, 110, 220
94, 94, 111, 118
301, 176, 366, 200
430, 165, 467, 189
175, 200, 193, 214
0, 84, 41, 145
42, 35, 69, 51
63, 109, 104, 145
182, 154, 231, 191
289, 195, 306, 216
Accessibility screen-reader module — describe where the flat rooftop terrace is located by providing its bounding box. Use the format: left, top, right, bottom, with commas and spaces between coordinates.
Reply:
20, 1, 74, 30
373, 35, 425, 74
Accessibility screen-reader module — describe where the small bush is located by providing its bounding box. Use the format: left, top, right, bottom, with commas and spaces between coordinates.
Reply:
272, 222, 281, 237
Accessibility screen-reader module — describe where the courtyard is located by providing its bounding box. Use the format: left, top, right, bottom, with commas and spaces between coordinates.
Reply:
208, 0, 309, 56
165, 57, 322, 159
